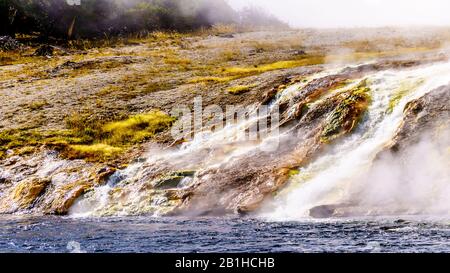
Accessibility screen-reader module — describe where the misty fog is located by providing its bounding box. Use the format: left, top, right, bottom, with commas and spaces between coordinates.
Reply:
227, 0, 450, 28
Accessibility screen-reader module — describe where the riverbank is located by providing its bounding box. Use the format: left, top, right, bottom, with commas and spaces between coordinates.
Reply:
0, 27, 449, 217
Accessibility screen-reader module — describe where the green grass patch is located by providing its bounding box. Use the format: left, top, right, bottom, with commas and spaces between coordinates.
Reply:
67, 144, 123, 161
0, 128, 86, 160
188, 76, 237, 84
224, 56, 325, 76
227, 84, 256, 95
188, 55, 325, 85
0, 110, 174, 162
103, 111, 175, 146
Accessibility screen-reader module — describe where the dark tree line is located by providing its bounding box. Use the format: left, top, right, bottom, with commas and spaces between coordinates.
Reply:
0, 0, 287, 39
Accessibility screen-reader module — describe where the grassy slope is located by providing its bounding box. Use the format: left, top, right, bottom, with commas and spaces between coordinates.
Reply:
0, 28, 448, 162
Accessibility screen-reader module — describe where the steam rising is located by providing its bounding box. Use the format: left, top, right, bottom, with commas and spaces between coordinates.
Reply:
262, 129, 450, 220
350, 130, 450, 215
261, 61, 450, 220
227, 0, 450, 28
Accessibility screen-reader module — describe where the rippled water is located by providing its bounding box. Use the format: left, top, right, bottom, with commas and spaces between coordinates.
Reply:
0, 216, 448, 253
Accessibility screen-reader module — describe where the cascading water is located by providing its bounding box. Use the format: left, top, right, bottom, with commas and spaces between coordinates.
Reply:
68, 69, 334, 217
69, 60, 450, 219
262, 61, 450, 220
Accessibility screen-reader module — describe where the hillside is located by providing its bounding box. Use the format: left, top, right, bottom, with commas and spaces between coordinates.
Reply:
0, 27, 449, 216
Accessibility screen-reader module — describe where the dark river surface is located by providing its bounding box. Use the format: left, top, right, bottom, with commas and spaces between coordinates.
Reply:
0, 215, 448, 253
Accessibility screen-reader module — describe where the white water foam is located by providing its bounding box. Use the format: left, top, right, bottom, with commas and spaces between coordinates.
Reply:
261, 61, 450, 220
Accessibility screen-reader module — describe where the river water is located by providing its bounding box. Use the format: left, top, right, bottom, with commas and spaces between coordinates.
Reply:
0, 215, 448, 253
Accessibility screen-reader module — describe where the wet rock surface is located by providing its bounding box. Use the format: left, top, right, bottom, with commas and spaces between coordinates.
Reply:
172, 59, 450, 216
307, 84, 450, 218
389, 84, 450, 153
2, 58, 449, 217
175, 78, 371, 215
0, 151, 107, 215
1, 30, 449, 217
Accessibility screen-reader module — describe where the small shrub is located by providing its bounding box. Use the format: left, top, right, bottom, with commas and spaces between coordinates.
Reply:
28, 100, 49, 111
227, 85, 255, 95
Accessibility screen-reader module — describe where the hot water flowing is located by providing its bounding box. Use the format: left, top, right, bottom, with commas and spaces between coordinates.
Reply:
67, 60, 450, 219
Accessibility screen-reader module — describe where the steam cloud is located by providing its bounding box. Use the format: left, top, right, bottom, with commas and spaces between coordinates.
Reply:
227, 0, 450, 28
348, 129, 450, 216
